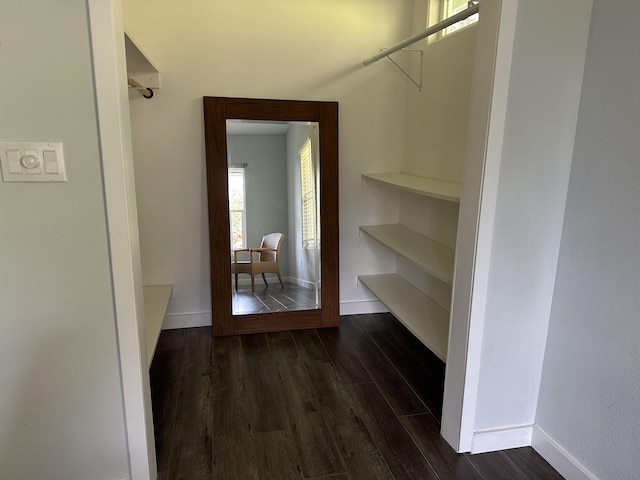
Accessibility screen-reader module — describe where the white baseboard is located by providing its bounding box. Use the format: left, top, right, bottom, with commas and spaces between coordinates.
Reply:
162, 311, 211, 330
284, 276, 318, 289
340, 299, 387, 315
161, 301, 387, 330
471, 424, 533, 454
532, 426, 598, 480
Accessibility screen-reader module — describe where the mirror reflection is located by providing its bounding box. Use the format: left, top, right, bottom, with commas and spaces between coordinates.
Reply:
226, 119, 321, 315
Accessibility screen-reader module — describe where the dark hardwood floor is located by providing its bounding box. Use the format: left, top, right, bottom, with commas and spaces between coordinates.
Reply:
150, 313, 564, 480
232, 281, 319, 315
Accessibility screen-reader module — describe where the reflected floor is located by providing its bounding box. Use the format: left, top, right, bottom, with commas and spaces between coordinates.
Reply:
232, 281, 319, 315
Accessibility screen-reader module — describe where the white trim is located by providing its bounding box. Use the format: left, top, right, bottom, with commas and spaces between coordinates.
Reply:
470, 424, 533, 454
162, 312, 211, 330
340, 299, 387, 315
440, 0, 519, 452
532, 426, 599, 480
161, 300, 387, 330
87, 0, 155, 479
284, 276, 318, 289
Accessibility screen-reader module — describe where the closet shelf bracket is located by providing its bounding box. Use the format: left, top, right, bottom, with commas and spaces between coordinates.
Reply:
381, 48, 424, 91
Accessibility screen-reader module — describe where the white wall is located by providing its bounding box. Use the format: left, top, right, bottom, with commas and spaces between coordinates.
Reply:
536, 0, 640, 477
397, 22, 477, 310
403, 25, 478, 183
123, 0, 414, 323
0, 1, 129, 478
472, 0, 592, 439
227, 134, 290, 277
286, 123, 320, 287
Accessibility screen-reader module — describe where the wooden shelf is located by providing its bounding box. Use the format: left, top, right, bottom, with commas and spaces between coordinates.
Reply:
362, 172, 461, 202
359, 274, 449, 361
360, 224, 454, 284
143, 285, 172, 366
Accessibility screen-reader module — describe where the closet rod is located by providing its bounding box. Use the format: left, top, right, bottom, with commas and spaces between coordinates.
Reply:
362, 3, 480, 66
127, 77, 154, 99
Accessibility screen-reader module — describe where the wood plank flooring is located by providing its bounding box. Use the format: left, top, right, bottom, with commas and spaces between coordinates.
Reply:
150, 313, 565, 480
232, 281, 319, 315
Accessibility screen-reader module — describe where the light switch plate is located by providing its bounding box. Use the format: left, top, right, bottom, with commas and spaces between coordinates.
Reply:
0, 141, 66, 182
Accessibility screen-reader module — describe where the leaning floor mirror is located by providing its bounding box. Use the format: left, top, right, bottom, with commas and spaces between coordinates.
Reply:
203, 97, 339, 336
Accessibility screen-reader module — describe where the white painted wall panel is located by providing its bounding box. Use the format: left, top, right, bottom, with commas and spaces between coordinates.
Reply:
474, 0, 592, 431
124, 0, 413, 319
0, 1, 129, 478
537, 0, 640, 477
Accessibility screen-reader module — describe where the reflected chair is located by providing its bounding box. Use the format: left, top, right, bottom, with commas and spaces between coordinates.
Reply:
232, 233, 285, 291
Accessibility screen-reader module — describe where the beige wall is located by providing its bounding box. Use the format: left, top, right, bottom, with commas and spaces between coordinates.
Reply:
124, 0, 415, 322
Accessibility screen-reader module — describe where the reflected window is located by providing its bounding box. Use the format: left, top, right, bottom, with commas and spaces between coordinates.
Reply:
228, 165, 246, 249
299, 138, 317, 249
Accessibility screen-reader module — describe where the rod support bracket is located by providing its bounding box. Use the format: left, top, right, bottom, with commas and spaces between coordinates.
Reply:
382, 48, 424, 92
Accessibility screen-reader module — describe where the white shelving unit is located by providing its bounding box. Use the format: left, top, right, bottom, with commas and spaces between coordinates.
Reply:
359, 224, 454, 284
125, 32, 160, 91
359, 274, 449, 361
362, 172, 461, 202
359, 172, 460, 362
143, 284, 172, 366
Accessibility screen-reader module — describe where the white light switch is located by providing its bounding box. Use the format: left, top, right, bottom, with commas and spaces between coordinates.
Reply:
6, 150, 22, 174
0, 141, 66, 182
43, 150, 59, 174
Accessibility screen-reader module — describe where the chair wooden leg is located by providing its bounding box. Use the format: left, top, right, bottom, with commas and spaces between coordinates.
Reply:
262, 273, 268, 287
251, 275, 255, 291
277, 273, 284, 288
235, 273, 238, 291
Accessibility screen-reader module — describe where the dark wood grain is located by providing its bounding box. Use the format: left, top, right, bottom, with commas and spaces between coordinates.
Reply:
292, 329, 331, 363
270, 337, 343, 477
150, 330, 185, 480
401, 413, 484, 480
318, 101, 340, 329
232, 283, 319, 315
344, 313, 426, 352
370, 329, 445, 418
306, 360, 394, 480
253, 430, 304, 480
350, 382, 439, 480
165, 328, 212, 479
212, 397, 258, 480
234, 310, 322, 335
466, 450, 529, 480
151, 317, 565, 480
309, 475, 350, 480
316, 327, 372, 385
203, 97, 233, 336
339, 319, 428, 415
212, 335, 244, 400
504, 447, 566, 480
240, 334, 288, 433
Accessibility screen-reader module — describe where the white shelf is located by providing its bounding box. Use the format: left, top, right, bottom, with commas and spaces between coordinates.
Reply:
362, 172, 461, 202
143, 285, 173, 366
359, 274, 449, 361
360, 224, 454, 284
125, 32, 161, 89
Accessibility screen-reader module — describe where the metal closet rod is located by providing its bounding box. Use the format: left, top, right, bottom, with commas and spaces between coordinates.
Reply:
362, 2, 480, 66
127, 77, 154, 99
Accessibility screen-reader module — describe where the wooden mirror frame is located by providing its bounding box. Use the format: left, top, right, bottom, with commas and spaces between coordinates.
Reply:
203, 97, 339, 336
